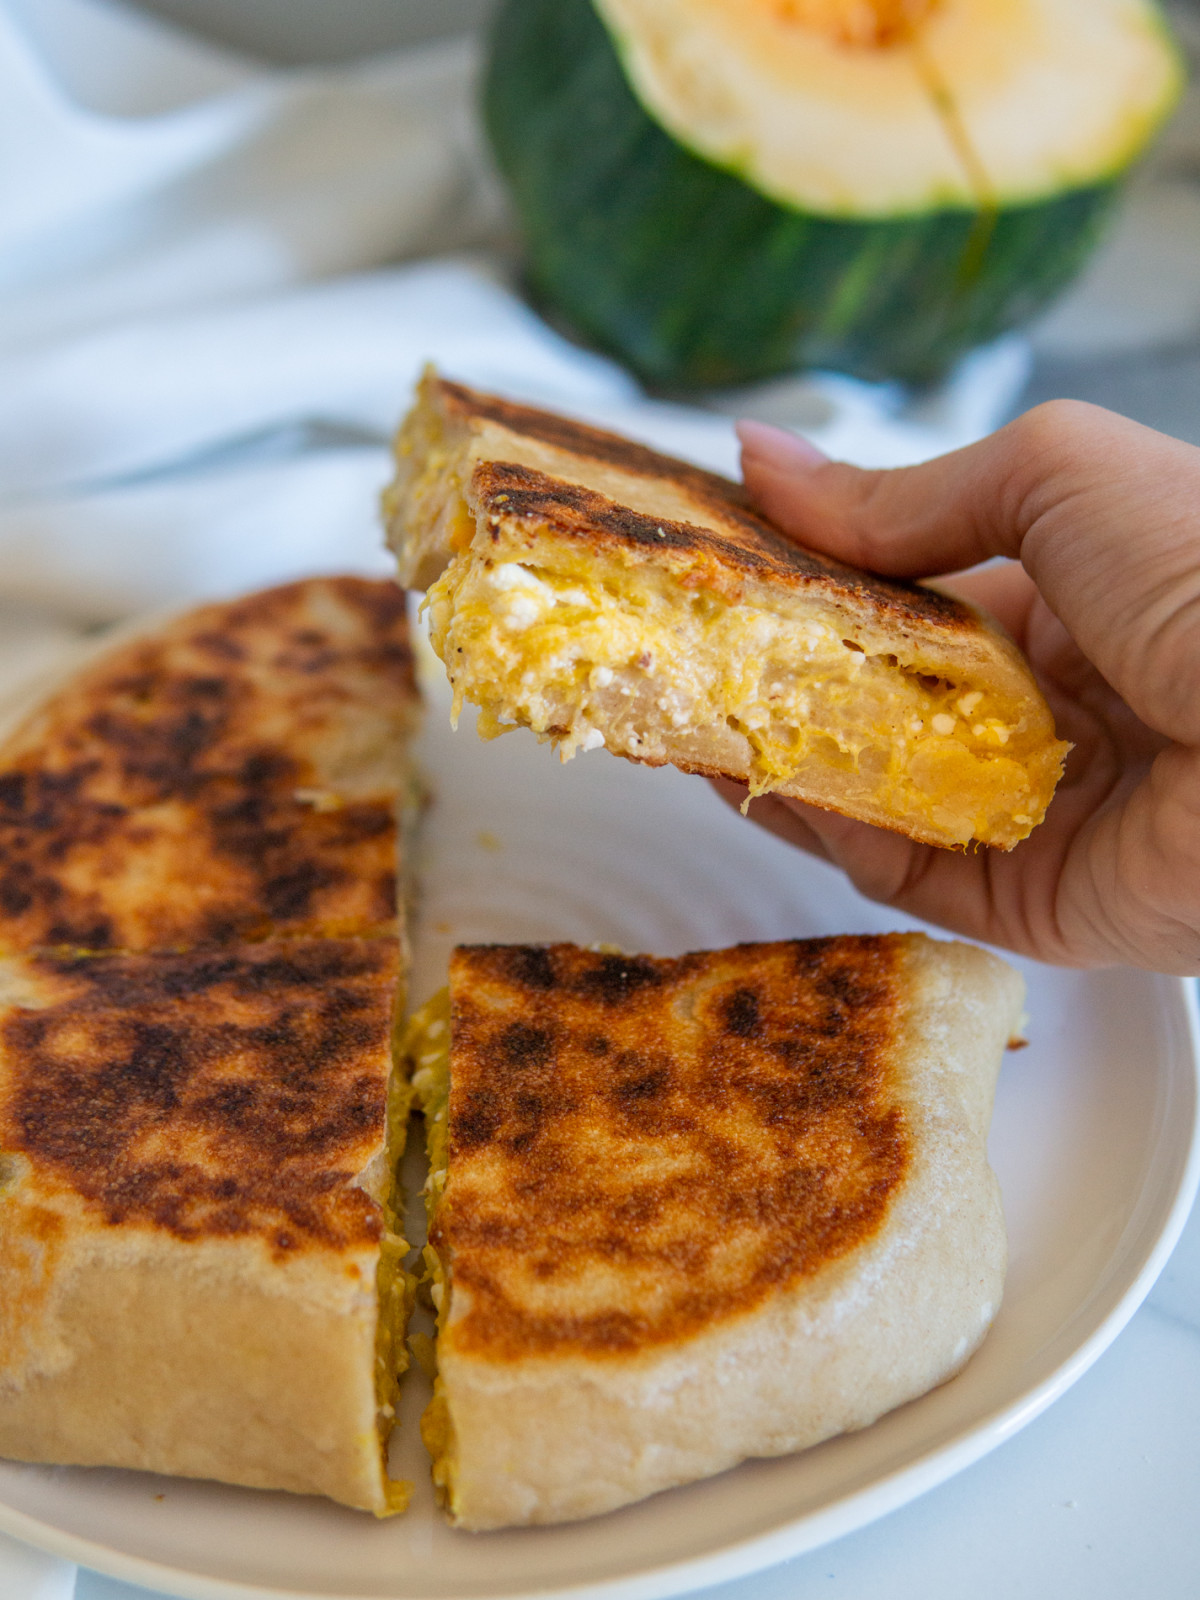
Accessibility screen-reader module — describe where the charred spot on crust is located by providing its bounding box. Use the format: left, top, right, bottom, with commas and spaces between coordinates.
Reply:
442, 379, 738, 502
0, 939, 397, 1250
442, 937, 911, 1356
0, 868, 33, 919
576, 953, 664, 1005
500, 946, 558, 992
0, 773, 27, 815
41, 936, 393, 1004
191, 631, 246, 663
261, 860, 341, 922
470, 456, 968, 629
454, 1089, 503, 1153
482, 469, 700, 555
236, 750, 296, 790
500, 1022, 553, 1069
723, 987, 762, 1038
611, 1058, 671, 1119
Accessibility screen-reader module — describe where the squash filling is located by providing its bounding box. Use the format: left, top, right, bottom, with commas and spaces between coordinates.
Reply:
402, 989, 458, 1515
425, 551, 1051, 849
373, 1046, 419, 1515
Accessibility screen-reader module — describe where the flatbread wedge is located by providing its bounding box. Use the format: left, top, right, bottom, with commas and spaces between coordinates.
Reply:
406, 934, 1021, 1529
385, 370, 1068, 850
0, 939, 410, 1511
0, 578, 422, 1511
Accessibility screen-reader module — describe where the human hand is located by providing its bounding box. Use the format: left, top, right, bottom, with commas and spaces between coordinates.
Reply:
722, 401, 1200, 973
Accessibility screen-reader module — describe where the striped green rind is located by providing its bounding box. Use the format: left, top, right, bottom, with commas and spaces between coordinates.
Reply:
484, 0, 1122, 389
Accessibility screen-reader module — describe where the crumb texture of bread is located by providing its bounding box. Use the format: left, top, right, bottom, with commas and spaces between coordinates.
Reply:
426, 934, 1020, 1529
385, 370, 1068, 850
0, 579, 419, 1514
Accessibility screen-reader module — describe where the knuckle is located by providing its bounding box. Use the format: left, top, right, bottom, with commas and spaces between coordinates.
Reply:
1000, 400, 1113, 535
1005, 400, 1102, 472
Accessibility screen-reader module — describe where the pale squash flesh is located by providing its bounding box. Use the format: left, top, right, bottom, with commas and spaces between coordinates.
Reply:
485, 0, 1182, 384
595, 0, 1183, 215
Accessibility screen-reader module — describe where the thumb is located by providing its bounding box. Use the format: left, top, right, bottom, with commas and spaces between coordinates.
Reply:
738, 402, 1200, 746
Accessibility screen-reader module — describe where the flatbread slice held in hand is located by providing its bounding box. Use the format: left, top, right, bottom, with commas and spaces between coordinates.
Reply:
385, 369, 1068, 850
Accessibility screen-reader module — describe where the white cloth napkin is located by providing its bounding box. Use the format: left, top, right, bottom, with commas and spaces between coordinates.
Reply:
0, 0, 1048, 641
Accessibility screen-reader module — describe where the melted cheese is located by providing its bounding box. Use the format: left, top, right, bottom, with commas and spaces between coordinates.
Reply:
425, 552, 1044, 847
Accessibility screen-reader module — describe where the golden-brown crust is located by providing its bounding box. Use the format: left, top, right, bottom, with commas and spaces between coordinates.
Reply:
3, 577, 417, 786
0, 578, 417, 953
0, 579, 417, 1512
0, 774, 399, 952
437, 937, 910, 1360
443, 379, 972, 631
436, 378, 745, 506
0, 938, 397, 1255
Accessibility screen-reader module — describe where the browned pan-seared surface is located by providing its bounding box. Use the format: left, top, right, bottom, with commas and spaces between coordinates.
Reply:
437, 937, 910, 1359
0, 937, 398, 1254
0, 578, 418, 953
471, 458, 969, 628
438, 374, 971, 627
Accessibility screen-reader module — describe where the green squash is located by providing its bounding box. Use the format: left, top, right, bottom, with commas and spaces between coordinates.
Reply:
484, 0, 1183, 388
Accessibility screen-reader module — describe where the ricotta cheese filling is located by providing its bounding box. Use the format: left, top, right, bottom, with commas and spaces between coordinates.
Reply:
425, 552, 1043, 847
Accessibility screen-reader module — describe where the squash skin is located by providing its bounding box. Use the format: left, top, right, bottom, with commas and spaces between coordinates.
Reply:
484, 0, 1124, 389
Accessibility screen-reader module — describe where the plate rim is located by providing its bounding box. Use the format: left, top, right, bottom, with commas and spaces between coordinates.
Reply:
2, 975, 1196, 1600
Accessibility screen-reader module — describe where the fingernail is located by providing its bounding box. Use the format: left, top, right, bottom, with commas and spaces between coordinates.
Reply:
736, 419, 830, 471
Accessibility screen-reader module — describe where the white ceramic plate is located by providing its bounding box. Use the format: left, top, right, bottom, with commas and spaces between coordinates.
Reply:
1, 662, 1197, 1600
